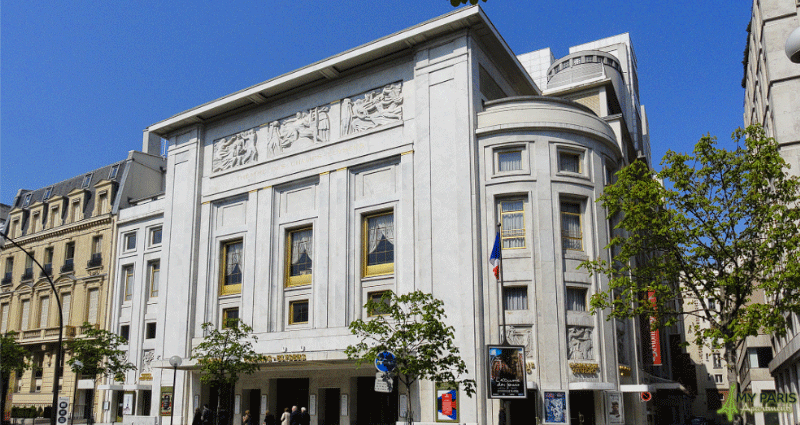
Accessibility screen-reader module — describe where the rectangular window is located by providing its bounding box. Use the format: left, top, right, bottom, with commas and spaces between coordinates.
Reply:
62, 242, 75, 273
120, 325, 130, 342
149, 227, 162, 246
31, 212, 40, 233
566, 287, 587, 311
287, 228, 313, 286
38, 296, 50, 328
363, 213, 394, 277
712, 353, 722, 369
503, 287, 528, 310
61, 293, 71, 326
559, 151, 581, 173
714, 374, 723, 384
1, 303, 9, 333
87, 288, 99, 325
43, 187, 53, 200
108, 165, 120, 179
222, 308, 239, 329
561, 201, 583, 250
367, 291, 391, 316
149, 261, 160, 298
124, 233, 136, 251
89, 236, 103, 267
81, 173, 92, 188
23, 193, 32, 207
49, 205, 60, 228
4, 257, 13, 283
145, 322, 157, 339
72, 201, 82, 222
605, 162, 617, 185
500, 201, 525, 249
23, 255, 33, 280
498, 150, 522, 172
123, 266, 134, 301
97, 192, 108, 214
43, 248, 54, 276
289, 300, 309, 324
20, 299, 30, 330
220, 239, 243, 295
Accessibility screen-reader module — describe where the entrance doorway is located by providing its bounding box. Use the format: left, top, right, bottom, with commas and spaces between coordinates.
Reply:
356, 377, 398, 425
243, 389, 261, 425
276, 379, 309, 414
318, 388, 340, 425
507, 391, 536, 425
569, 391, 595, 425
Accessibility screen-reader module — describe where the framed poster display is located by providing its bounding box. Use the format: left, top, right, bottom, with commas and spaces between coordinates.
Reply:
435, 383, 459, 422
607, 391, 624, 424
160, 387, 173, 416
487, 345, 527, 399
543, 391, 568, 424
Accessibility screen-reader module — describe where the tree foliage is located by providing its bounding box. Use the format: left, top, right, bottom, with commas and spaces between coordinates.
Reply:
64, 322, 136, 381
345, 291, 476, 423
582, 125, 800, 412
1, 332, 31, 424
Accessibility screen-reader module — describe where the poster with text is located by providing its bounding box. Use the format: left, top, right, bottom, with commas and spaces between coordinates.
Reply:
435, 383, 459, 422
160, 387, 173, 416
487, 345, 527, 399
607, 392, 624, 424
543, 391, 567, 424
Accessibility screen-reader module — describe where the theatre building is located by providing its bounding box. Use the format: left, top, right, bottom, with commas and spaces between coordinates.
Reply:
140, 6, 661, 425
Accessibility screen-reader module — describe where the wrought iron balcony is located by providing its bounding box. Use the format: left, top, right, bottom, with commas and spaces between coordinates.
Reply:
41, 264, 52, 278
60, 259, 74, 273
1, 272, 11, 285
87, 253, 102, 268
21, 267, 33, 281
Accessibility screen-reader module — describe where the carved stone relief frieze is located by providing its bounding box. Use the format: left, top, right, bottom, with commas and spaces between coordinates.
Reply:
506, 325, 534, 354
341, 82, 403, 136
141, 349, 155, 373
264, 106, 330, 157
212, 129, 258, 173
567, 326, 594, 360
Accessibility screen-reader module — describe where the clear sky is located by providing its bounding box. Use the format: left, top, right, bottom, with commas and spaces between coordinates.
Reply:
1, 1, 752, 205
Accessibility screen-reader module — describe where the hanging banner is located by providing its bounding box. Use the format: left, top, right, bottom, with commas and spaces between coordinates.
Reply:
435, 383, 459, 423
160, 386, 173, 416
648, 291, 662, 366
607, 391, 624, 424
487, 345, 527, 399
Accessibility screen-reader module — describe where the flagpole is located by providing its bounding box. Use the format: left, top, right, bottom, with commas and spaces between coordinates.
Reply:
497, 222, 508, 345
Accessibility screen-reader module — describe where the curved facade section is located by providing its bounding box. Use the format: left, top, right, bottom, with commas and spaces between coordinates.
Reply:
477, 96, 645, 423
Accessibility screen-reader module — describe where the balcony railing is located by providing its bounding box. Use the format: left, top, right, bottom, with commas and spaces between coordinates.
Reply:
17, 325, 78, 341
21, 268, 33, 281
87, 253, 102, 268
61, 259, 74, 273
1, 272, 11, 285
40, 264, 52, 278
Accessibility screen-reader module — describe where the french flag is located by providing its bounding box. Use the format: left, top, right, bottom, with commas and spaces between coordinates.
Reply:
489, 232, 501, 279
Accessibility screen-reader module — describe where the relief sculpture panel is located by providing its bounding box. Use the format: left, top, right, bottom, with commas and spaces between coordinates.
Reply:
212, 129, 258, 173
341, 82, 403, 136
264, 106, 330, 156
567, 325, 594, 360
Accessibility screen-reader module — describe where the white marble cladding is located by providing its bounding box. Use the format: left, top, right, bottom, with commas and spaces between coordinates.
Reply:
210, 82, 402, 174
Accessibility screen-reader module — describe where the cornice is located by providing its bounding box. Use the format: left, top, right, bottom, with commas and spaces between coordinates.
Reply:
1, 215, 115, 249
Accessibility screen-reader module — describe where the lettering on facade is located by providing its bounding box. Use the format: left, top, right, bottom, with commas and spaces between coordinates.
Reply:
262, 354, 307, 363
139, 373, 153, 381
569, 362, 600, 375
618, 365, 631, 376
341, 83, 403, 136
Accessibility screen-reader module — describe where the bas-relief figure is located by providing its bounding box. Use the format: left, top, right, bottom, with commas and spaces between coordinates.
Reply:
506, 326, 534, 355
341, 83, 403, 136
567, 326, 594, 360
212, 129, 258, 173
141, 350, 155, 373
265, 106, 331, 156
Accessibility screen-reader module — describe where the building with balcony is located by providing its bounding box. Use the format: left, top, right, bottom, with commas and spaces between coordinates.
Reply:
743, 1, 800, 425
0, 151, 165, 420
137, 6, 665, 425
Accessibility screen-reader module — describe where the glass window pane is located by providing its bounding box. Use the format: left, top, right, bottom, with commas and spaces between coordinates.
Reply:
150, 262, 160, 297
559, 152, 581, 173
224, 241, 243, 285
501, 201, 525, 248
366, 214, 394, 266
498, 151, 522, 172
561, 202, 582, 250
290, 229, 313, 276
291, 301, 309, 324
567, 288, 587, 311
503, 287, 528, 310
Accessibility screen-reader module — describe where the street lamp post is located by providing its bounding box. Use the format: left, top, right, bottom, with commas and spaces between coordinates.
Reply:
169, 356, 183, 425
0, 231, 64, 425
69, 361, 84, 425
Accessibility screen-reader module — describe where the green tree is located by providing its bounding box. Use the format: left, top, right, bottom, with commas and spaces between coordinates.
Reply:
191, 322, 262, 425
582, 125, 800, 424
1, 332, 31, 425
64, 322, 136, 381
345, 291, 476, 425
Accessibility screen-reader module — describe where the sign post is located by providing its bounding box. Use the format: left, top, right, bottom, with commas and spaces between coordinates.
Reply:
56, 397, 69, 425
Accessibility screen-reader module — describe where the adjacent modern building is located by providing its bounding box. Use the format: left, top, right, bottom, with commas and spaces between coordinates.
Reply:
0, 152, 165, 422
132, 6, 668, 425
743, 1, 800, 425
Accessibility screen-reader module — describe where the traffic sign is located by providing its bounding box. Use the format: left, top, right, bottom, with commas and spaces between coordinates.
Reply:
57, 397, 70, 424
374, 372, 393, 393
640, 392, 652, 402
375, 351, 397, 373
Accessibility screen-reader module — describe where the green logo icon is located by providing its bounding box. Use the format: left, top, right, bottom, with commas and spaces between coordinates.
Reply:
717, 384, 739, 421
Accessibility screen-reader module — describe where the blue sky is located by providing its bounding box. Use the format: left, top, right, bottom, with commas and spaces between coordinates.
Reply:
1, 1, 752, 205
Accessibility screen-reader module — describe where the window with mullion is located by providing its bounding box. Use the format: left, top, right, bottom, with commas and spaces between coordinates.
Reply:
363, 212, 394, 277
220, 240, 243, 294
149, 261, 160, 298
123, 266, 134, 301
286, 228, 313, 287
500, 201, 525, 249
561, 201, 583, 250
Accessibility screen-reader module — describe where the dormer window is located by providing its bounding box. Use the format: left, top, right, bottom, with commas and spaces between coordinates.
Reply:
43, 187, 53, 200
97, 191, 109, 215
108, 165, 120, 179
81, 174, 92, 188
31, 212, 41, 234
22, 193, 32, 207
71, 200, 82, 223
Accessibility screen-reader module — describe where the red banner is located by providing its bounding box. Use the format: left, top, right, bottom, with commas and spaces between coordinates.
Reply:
648, 291, 662, 366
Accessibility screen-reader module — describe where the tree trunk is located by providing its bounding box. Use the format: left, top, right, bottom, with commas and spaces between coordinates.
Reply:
724, 340, 742, 425
1, 372, 8, 425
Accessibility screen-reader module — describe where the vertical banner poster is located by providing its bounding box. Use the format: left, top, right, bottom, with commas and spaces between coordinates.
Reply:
607, 391, 624, 424
543, 391, 567, 424
160, 386, 173, 416
648, 291, 662, 366
435, 383, 459, 423
122, 392, 135, 416
487, 345, 527, 399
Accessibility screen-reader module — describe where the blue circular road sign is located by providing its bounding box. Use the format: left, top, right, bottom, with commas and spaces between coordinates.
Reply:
375, 351, 397, 372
